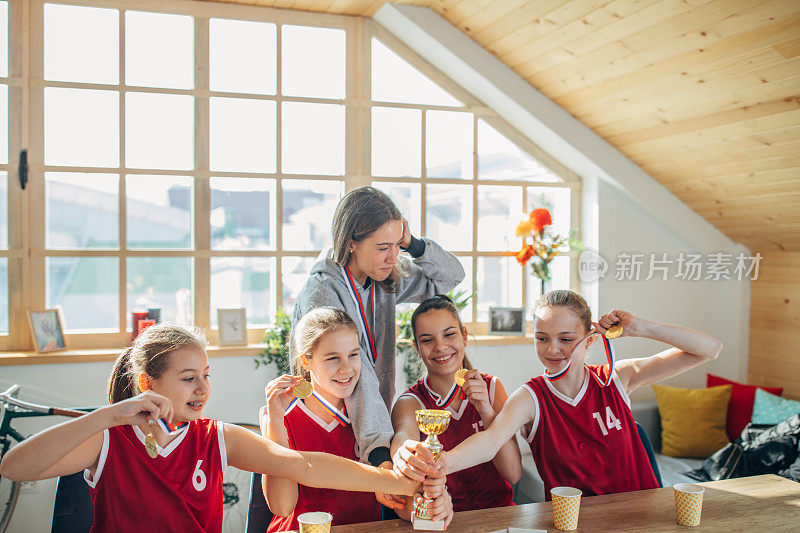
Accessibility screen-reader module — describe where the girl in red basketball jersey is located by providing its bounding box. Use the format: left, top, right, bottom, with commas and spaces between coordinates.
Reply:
261, 307, 452, 531
0, 324, 419, 533
391, 295, 522, 516
398, 290, 723, 500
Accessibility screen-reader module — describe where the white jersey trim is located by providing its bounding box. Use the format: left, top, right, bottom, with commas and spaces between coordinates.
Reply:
217, 420, 228, 472
489, 375, 497, 405
132, 422, 190, 458
544, 369, 590, 407
296, 399, 340, 433
398, 392, 425, 410
83, 428, 109, 489
518, 384, 541, 444
611, 370, 632, 409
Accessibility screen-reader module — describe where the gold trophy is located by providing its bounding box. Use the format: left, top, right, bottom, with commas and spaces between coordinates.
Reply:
413, 409, 451, 531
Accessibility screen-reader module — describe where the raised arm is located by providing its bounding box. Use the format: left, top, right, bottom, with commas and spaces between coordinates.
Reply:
259, 375, 301, 517
0, 391, 173, 481
480, 379, 523, 484
396, 238, 465, 303
596, 310, 724, 395
224, 424, 419, 496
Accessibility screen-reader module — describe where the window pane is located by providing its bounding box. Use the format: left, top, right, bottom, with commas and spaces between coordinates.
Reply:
210, 18, 276, 95
282, 180, 343, 251
477, 257, 522, 322
0, 1, 7, 77
371, 39, 460, 107
127, 257, 192, 328
0, 84, 7, 164
427, 111, 472, 179
426, 184, 472, 251
47, 257, 118, 332
372, 181, 421, 236
0, 258, 6, 333
282, 102, 344, 175
210, 97, 276, 173
127, 175, 192, 249
282, 25, 345, 99
452, 256, 473, 322
478, 120, 560, 182
211, 257, 273, 328
45, 88, 119, 167
0, 171, 6, 249
477, 185, 522, 252
125, 11, 193, 89
527, 256, 569, 321
526, 186, 571, 239
44, 4, 118, 84
211, 177, 275, 250
281, 257, 315, 314
372, 107, 420, 178
46, 172, 119, 249
126, 93, 193, 170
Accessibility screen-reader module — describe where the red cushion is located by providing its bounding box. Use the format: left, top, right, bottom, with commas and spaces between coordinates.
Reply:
707, 374, 783, 441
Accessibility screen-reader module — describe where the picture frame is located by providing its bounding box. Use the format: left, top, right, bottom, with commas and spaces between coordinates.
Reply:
217, 308, 248, 346
27, 309, 67, 353
487, 306, 526, 336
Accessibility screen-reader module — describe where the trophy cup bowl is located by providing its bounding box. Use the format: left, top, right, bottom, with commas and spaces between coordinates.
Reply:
413, 409, 451, 531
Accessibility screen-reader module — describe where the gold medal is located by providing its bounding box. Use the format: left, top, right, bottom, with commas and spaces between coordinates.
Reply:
605, 324, 623, 339
454, 368, 469, 388
144, 420, 158, 459
292, 379, 313, 399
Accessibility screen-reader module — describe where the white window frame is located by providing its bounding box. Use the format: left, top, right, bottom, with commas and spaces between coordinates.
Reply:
2, 0, 580, 352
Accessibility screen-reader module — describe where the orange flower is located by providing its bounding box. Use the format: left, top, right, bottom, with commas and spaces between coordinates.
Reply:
515, 217, 535, 237
515, 244, 535, 265
529, 208, 552, 233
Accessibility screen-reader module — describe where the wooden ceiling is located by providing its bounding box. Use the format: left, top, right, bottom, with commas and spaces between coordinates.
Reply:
208, 0, 800, 253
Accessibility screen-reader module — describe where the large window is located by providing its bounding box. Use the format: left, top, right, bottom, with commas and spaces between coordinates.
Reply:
2, 0, 579, 351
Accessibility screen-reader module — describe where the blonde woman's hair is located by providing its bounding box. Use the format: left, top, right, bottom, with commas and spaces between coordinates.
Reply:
291, 307, 358, 381
534, 290, 592, 333
331, 186, 402, 293
107, 324, 208, 404
410, 294, 473, 370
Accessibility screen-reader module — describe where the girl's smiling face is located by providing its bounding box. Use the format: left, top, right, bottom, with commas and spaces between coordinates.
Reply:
533, 306, 594, 374
150, 346, 211, 424
413, 308, 468, 377
306, 327, 361, 401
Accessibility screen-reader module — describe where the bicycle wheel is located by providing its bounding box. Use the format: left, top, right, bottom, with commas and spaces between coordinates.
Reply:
222, 423, 260, 533
0, 476, 21, 533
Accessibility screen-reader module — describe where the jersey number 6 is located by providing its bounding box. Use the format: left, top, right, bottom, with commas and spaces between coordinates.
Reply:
192, 460, 207, 491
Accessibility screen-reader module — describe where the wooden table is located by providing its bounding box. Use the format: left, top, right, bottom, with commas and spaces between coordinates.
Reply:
331, 475, 800, 532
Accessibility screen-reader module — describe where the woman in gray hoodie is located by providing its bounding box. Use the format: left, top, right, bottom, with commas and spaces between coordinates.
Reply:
291, 187, 465, 492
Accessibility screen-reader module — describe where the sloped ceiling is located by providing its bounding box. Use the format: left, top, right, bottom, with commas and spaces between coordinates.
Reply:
206, 0, 800, 253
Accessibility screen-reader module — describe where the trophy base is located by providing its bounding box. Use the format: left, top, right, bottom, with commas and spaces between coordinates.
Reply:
412, 515, 445, 531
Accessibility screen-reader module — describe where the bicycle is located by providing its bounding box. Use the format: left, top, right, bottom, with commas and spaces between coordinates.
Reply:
0, 384, 259, 533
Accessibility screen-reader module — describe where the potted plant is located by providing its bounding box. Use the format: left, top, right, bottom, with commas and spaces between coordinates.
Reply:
255, 308, 292, 374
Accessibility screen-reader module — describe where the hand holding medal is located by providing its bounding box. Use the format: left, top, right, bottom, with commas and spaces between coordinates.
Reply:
264, 374, 305, 417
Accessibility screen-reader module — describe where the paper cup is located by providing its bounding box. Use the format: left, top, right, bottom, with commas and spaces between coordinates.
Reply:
297, 512, 333, 533
674, 483, 705, 527
551, 487, 582, 531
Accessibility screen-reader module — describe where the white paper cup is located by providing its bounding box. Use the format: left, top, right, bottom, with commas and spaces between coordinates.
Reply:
551, 487, 582, 531
674, 483, 705, 527
297, 511, 333, 533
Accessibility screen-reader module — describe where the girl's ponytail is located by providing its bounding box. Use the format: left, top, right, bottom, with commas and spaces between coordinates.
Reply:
107, 347, 136, 404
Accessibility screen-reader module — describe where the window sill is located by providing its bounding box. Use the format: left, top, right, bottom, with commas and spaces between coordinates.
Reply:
0, 335, 533, 366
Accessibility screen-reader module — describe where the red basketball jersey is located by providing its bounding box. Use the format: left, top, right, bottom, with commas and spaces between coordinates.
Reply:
403, 374, 514, 512
267, 399, 381, 532
521, 365, 659, 499
84, 418, 226, 532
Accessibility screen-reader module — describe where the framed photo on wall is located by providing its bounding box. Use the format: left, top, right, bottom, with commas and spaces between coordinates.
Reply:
27, 309, 67, 353
217, 308, 248, 346
487, 307, 526, 336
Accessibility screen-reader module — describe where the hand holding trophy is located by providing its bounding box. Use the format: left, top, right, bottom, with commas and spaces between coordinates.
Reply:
413, 409, 451, 531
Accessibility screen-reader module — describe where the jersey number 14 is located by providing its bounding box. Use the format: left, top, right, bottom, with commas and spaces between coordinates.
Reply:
592, 407, 622, 436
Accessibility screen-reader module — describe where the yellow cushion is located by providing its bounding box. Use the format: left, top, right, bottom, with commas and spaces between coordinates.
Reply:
653, 384, 732, 458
